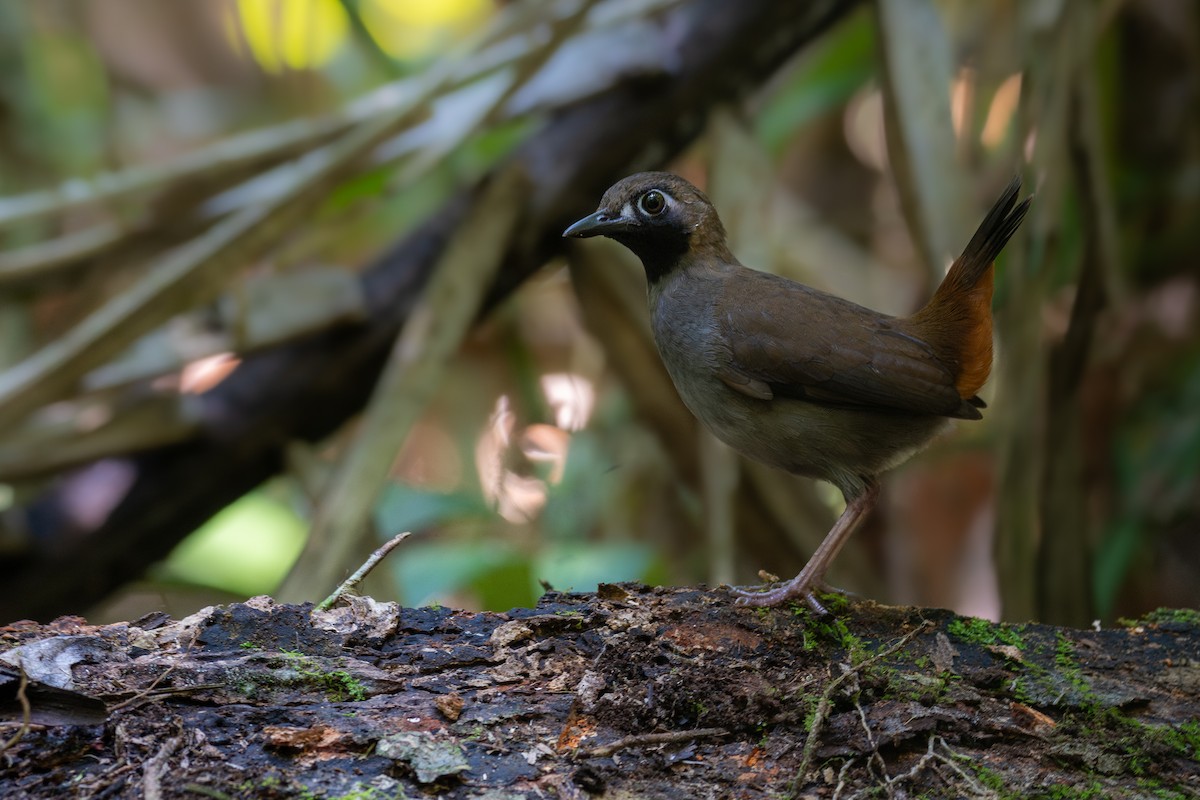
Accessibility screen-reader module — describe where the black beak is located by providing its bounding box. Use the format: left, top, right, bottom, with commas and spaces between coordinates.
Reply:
562, 210, 636, 239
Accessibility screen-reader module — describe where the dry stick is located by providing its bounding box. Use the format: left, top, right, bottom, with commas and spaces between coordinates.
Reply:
109, 626, 203, 712
108, 661, 181, 712
855, 697, 891, 797
927, 737, 995, 798
877, 735, 941, 797
576, 727, 729, 759
317, 530, 412, 611
831, 757, 857, 800
142, 733, 183, 800
794, 621, 935, 788
277, 168, 529, 603
0, 668, 31, 753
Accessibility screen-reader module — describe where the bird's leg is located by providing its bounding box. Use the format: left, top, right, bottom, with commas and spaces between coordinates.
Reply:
732, 482, 879, 609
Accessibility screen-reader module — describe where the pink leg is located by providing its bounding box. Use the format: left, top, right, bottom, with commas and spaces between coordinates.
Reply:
732, 483, 879, 609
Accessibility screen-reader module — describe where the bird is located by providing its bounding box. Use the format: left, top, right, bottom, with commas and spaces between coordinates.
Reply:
563, 172, 1031, 610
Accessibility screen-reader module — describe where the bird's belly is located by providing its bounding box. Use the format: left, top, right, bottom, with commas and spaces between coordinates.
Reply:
668, 366, 949, 495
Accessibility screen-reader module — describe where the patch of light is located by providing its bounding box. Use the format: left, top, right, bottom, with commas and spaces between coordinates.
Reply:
476, 395, 548, 523
521, 423, 570, 485
231, 0, 349, 73
360, 0, 492, 61
950, 67, 974, 140
843, 88, 887, 172
180, 352, 241, 394
540, 372, 595, 432
982, 74, 1022, 149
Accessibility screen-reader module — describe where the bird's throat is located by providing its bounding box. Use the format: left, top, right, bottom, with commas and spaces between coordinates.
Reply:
612, 232, 690, 285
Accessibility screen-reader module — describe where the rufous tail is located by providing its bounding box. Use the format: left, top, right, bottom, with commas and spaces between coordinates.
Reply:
913, 177, 1032, 399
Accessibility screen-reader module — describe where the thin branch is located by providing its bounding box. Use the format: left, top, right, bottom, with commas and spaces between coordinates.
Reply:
0, 222, 128, 286
142, 732, 183, 800
316, 531, 412, 611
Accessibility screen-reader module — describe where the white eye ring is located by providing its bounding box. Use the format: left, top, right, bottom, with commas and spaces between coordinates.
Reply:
638, 190, 668, 216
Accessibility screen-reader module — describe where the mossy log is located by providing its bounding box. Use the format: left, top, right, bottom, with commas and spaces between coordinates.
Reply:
2, 587, 1198, 799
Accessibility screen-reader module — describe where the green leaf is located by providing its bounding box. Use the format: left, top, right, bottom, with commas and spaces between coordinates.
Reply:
158, 492, 307, 596
755, 9, 874, 153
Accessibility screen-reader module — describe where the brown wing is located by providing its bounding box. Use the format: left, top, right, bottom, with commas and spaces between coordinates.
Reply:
716, 270, 982, 420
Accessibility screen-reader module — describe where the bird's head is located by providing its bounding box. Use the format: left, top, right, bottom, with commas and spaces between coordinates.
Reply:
562, 172, 733, 282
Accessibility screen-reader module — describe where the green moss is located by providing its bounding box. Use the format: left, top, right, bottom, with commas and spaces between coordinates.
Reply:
946, 616, 1025, 649
1052, 632, 1096, 701
234, 651, 368, 703
1136, 778, 1195, 799
1119, 607, 1200, 628
795, 607, 859, 655
322, 669, 368, 702
1061, 705, 1200, 780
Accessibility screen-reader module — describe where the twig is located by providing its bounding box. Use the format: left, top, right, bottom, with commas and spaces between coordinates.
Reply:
831, 757, 856, 800
855, 697, 891, 797
142, 732, 182, 800
108, 612, 202, 712
0, 668, 31, 753
107, 684, 224, 712
927, 737, 996, 798
575, 727, 728, 759
882, 734, 940, 793
107, 661, 180, 712
316, 530, 412, 611
794, 621, 934, 788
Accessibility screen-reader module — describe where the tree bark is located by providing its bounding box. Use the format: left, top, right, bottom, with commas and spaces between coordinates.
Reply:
2, 589, 1197, 798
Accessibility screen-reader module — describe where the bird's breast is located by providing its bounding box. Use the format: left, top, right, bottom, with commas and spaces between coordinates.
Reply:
649, 279, 724, 405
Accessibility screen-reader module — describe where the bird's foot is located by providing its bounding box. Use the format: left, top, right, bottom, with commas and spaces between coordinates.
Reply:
732, 577, 841, 611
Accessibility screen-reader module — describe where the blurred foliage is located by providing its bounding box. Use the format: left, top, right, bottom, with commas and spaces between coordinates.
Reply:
0, 0, 1197, 625
754, 9, 875, 154
157, 488, 308, 596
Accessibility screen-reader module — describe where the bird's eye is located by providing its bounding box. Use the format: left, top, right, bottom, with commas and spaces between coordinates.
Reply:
638, 190, 667, 216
